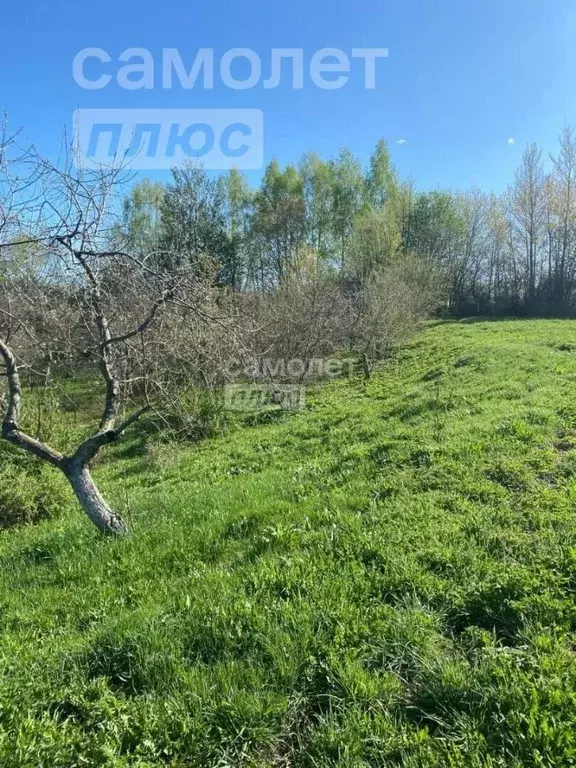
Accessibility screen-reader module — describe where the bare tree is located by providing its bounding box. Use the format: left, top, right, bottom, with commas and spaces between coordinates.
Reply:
349, 256, 438, 379
549, 126, 576, 309
508, 143, 547, 310
0, 131, 177, 535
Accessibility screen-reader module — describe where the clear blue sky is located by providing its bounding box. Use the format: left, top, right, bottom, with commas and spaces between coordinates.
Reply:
2, 0, 576, 192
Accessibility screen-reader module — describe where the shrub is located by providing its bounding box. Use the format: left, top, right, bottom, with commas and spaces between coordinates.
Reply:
0, 453, 69, 529
153, 386, 230, 442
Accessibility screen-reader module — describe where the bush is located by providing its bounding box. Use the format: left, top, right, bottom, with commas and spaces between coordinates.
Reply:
0, 450, 69, 529
149, 386, 230, 443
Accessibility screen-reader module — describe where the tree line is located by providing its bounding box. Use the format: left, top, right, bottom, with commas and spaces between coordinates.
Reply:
118, 127, 576, 317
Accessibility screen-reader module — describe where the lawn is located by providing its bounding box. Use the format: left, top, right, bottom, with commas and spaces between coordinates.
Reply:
2, 318, 576, 766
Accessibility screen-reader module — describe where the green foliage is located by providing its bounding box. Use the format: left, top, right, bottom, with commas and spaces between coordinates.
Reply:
115, 178, 164, 256
158, 385, 229, 441
251, 159, 307, 283
0, 445, 69, 529
3, 319, 576, 764
406, 189, 466, 262
365, 137, 399, 209
329, 148, 365, 270
299, 152, 336, 261
157, 164, 230, 278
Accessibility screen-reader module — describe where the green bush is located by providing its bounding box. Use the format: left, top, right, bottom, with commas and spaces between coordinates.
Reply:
0, 454, 69, 529
154, 386, 230, 442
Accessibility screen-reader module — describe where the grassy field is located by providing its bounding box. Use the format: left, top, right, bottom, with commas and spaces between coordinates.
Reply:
2, 318, 576, 766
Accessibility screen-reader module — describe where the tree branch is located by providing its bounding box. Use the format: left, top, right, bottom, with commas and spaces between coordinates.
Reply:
0, 336, 63, 468
70, 405, 150, 466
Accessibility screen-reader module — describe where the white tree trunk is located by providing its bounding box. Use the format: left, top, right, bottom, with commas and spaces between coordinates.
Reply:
65, 464, 128, 536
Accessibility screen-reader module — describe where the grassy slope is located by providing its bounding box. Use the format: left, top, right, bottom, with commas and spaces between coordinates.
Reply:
2, 319, 576, 766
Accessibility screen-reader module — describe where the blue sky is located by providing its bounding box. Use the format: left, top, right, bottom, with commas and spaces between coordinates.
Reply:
2, 0, 576, 192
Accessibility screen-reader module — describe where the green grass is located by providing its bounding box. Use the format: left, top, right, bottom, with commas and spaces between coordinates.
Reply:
3, 318, 576, 766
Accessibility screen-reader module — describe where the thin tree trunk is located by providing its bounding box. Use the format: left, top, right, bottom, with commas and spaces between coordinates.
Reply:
64, 462, 128, 536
